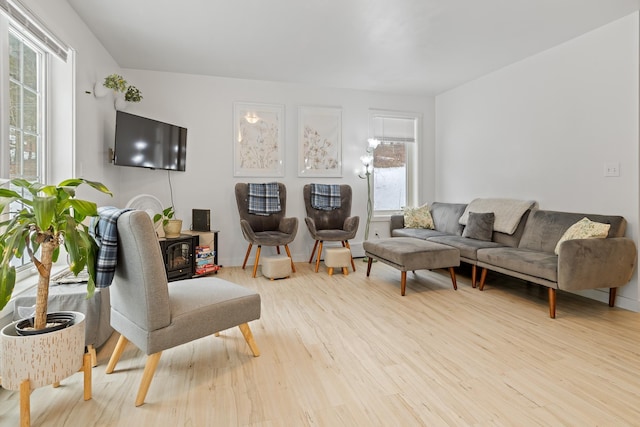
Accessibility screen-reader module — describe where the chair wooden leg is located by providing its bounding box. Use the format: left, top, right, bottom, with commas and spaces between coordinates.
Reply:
344, 241, 356, 272
309, 240, 319, 263
105, 334, 129, 374
135, 352, 162, 407
20, 379, 30, 427
315, 241, 324, 272
284, 245, 296, 272
548, 288, 556, 319
252, 246, 262, 278
609, 287, 617, 307
239, 323, 260, 357
276, 246, 281, 254
478, 268, 488, 291
449, 267, 458, 290
328, 267, 334, 276
400, 271, 407, 296
242, 243, 253, 270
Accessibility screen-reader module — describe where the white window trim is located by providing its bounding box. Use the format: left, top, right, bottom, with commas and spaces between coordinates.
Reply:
368, 109, 421, 217
0, 4, 74, 321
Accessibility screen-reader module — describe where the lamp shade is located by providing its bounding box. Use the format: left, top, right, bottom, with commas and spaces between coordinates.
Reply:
360, 154, 373, 167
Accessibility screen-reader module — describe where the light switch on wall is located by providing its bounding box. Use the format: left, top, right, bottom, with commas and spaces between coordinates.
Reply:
604, 162, 620, 177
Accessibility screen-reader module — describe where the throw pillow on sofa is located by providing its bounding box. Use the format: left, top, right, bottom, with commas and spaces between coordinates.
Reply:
403, 204, 434, 229
554, 217, 610, 255
462, 211, 495, 241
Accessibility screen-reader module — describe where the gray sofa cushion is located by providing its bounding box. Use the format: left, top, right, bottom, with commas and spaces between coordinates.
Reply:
391, 228, 448, 239
477, 247, 558, 282
519, 210, 627, 253
462, 212, 495, 241
429, 235, 503, 260
430, 202, 467, 235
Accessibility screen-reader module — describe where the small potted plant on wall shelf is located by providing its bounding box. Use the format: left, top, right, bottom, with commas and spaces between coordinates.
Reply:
154, 206, 182, 238
103, 73, 128, 93
94, 73, 143, 108
125, 85, 143, 103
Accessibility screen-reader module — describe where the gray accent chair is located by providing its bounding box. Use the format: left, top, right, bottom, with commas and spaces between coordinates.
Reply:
235, 182, 298, 277
105, 210, 261, 406
303, 184, 359, 272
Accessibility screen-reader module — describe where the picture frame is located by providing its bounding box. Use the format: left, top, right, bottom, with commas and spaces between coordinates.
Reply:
233, 102, 285, 177
298, 106, 342, 177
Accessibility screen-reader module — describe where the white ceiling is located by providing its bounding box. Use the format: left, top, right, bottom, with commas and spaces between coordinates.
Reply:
66, 0, 639, 96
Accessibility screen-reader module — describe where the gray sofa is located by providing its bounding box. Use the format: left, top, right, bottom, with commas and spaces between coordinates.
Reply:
390, 202, 637, 318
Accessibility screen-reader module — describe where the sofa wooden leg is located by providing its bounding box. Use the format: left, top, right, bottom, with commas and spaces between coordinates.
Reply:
471, 265, 477, 288
366, 257, 373, 276
400, 271, 407, 296
478, 268, 488, 291
609, 287, 617, 307
548, 288, 556, 319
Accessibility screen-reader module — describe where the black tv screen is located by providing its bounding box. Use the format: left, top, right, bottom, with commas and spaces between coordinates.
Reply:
114, 111, 187, 171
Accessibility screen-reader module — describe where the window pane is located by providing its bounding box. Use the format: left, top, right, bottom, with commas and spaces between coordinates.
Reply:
373, 142, 407, 211
370, 115, 416, 212
22, 133, 38, 180
23, 89, 37, 132
9, 81, 20, 127
9, 129, 21, 177
23, 45, 38, 89
9, 34, 20, 80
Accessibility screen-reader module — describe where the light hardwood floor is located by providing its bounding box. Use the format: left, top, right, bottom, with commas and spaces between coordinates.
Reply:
1, 261, 640, 426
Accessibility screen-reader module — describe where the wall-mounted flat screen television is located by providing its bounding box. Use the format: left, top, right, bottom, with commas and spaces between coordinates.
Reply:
114, 111, 187, 171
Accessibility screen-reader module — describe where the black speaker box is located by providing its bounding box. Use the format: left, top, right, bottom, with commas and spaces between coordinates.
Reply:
192, 209, 210, 231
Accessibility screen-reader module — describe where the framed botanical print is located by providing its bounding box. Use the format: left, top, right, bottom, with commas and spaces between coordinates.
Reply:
298, 106, 342, 177
233, 102, 285, 177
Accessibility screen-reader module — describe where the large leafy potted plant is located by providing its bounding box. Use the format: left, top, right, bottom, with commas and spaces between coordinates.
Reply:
0, 178, 111, 419
0, 178, 112, 327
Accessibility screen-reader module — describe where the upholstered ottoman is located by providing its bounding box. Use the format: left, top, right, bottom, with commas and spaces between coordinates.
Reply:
363, 237, 460, 295
324, 247, 352, 276
261, 255, 292, 280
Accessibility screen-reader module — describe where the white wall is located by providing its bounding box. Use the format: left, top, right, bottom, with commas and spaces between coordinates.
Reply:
436, 13, 639, 311
111, 70, 435, 266
20, 0, 437, 272
23, 0, 122, 206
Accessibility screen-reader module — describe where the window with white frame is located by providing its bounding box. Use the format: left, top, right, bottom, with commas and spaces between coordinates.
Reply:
368, 111, 419, 213
0, 2, 72, 275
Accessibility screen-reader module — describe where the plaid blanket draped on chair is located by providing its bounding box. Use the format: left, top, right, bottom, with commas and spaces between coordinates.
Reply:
248, 182, 282, 216
90, 206, 133, 288
310, 183, 341, 210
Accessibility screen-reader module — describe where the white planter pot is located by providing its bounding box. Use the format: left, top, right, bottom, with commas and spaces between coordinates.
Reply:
1, 311, 85, 390
163, 219, 183, 238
